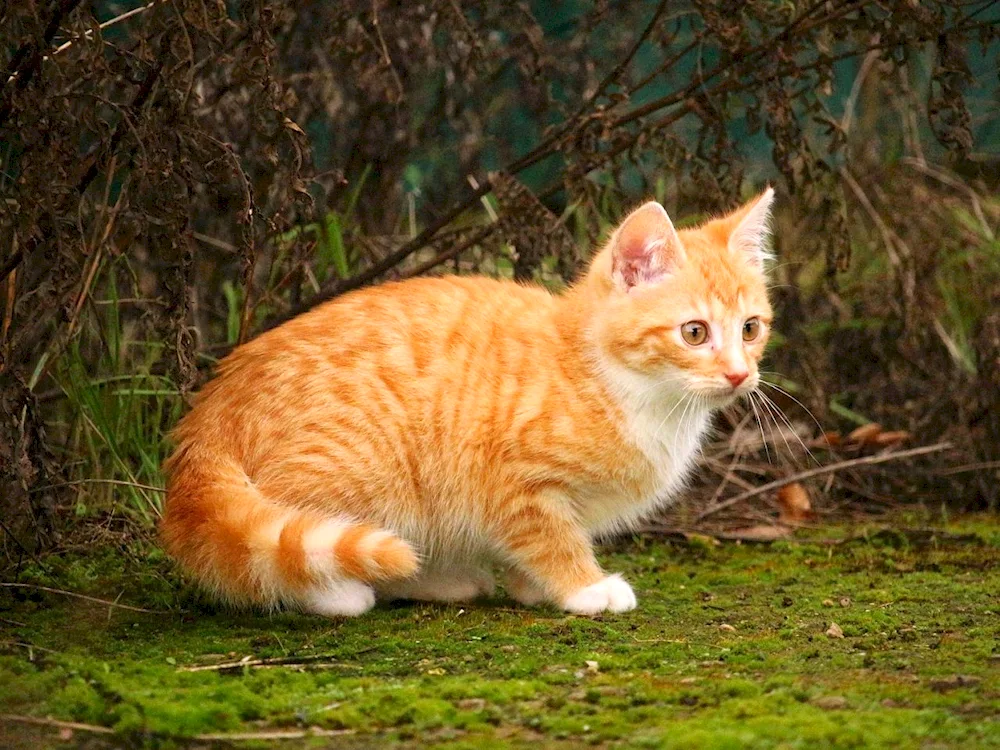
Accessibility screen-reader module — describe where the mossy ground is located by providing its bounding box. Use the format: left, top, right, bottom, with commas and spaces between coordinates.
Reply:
2, 514, 999, 749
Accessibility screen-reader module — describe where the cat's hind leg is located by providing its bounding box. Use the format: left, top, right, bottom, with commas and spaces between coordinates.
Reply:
380, 565, 495, 603
300, 579, 376, 617
501, 567, 546, 607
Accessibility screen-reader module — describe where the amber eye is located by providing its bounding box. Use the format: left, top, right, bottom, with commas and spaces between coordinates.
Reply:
743, 317, 761, 342
681, 321, 709, 346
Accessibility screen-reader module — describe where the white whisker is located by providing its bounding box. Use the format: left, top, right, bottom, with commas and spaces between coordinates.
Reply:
758, 377, 826, 437
756, 389, 821, 467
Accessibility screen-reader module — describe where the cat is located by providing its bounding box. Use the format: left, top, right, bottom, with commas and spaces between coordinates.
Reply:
160, 188, 775, 617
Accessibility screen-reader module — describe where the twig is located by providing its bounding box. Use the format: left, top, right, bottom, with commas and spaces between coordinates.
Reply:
0, 516, 51, 574
577, 0, 669, 111
901, 157, 996, 241
0, 715, 113, 735
933, 460, 1000, 477
0, 583, 167, 614
0, 714, 356, 742
194, 728, 357, 741
370, 0, 404, 100
400, 228, 495, 280
50, 0, 165, 58
28, 478, 165, 494
695, 442, 952, 521
0, 0, 85, 124
180, 653, 354, 672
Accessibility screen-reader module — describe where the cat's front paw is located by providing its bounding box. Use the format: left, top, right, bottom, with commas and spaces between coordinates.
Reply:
561, 574, 637, 614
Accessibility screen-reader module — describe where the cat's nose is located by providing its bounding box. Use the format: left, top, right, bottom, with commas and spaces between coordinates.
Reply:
724, 371, 749, 388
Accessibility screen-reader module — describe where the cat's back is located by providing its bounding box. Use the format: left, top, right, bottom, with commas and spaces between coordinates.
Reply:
176, 275, 562, 450
250, 274, 556, 368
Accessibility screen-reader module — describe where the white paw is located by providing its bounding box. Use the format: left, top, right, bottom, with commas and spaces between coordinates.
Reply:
301, 579, 376, 617
561, 574, 637, 615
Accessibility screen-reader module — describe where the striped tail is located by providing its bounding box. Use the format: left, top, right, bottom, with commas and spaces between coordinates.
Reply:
159, 454, 418, 610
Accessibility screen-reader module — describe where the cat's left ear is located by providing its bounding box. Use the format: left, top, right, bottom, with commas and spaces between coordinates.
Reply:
610, 201, 684, 291
727, 187, 775, 269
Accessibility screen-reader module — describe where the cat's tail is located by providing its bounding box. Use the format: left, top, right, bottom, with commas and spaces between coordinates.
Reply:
159, 453, 419, 608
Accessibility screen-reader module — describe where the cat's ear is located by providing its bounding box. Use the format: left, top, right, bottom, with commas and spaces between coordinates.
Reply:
611, 202, 683, 291
727, 187, 775, 268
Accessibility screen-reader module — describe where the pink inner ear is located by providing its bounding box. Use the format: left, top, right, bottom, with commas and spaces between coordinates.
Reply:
612, 203, 680, 290
615, 239, 668, 289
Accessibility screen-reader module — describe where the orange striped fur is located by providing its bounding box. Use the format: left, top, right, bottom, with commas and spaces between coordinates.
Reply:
160, 189, 775, 616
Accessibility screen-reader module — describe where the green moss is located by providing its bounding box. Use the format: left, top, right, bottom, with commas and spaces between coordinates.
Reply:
2, 516, 999, 748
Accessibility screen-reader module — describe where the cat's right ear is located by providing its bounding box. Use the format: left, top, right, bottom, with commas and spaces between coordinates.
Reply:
611, 202, 683, 292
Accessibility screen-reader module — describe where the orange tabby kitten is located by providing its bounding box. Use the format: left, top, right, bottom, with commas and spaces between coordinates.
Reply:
161, 189, 775, 616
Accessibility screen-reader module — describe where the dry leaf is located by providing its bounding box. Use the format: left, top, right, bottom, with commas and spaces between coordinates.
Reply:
720, 525, 793, 542
847, 423, 883, 445
584, 660, 600, 674
873, 430, 912, 446
777, 482, 812, 524
826, 622, 845, 638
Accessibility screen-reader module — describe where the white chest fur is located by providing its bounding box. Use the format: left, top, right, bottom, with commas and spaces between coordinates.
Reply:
579, 363, 714, 538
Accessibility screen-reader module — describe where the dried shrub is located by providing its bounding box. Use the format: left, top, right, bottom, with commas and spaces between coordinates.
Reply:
1, 0, 998, 555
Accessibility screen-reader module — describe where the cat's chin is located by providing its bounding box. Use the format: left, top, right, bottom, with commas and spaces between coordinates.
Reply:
692, 388, 747, 409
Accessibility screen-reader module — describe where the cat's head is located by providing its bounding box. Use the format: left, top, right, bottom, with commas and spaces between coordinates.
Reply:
587, 189, 775, 407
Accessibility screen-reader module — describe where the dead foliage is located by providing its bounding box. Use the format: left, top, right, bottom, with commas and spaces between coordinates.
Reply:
1, 1, 998, 556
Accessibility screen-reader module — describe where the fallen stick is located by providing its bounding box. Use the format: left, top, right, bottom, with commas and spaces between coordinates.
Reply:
180, 653, 353, 672
0, 713, 356, 742
0, 583, 166, 614
695, 442, 952, 521
0, 714, 113, 735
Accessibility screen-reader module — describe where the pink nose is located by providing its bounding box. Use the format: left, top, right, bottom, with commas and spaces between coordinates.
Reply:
725, 371, 749, 388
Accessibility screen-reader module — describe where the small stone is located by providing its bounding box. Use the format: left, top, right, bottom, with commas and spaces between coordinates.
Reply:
822, 599, 835, 607
457, 698, 486, 711
719, 623, 737, 633
814, 695, 849, 710
839, 597, 852, 608
826, 623, 845, 639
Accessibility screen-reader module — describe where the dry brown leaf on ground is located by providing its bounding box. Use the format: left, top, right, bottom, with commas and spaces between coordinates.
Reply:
777, 482, 812, 524
872, 430, 912, 447
847, 423, 883, 446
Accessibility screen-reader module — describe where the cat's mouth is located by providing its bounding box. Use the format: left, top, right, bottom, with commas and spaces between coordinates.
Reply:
693, 383, 755, 406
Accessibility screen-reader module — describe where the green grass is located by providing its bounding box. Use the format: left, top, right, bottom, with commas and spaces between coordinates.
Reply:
2, 515, 999, 748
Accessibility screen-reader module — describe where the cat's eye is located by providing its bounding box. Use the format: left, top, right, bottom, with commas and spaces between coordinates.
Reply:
743, 317, 761, 342
681, 321, 709, 346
